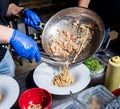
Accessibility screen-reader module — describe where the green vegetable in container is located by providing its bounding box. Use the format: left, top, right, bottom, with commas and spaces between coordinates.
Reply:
83, 56, 104, 74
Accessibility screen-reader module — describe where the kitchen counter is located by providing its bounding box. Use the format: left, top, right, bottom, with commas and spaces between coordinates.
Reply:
11, 62, 105, 109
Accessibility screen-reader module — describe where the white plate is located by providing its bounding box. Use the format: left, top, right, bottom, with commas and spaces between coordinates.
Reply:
33, 62, 91, 95
0, 75, 19, 108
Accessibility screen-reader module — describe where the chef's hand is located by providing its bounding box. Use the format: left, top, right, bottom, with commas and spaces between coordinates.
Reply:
10, 29, 40, 62
22, 8, 41, 29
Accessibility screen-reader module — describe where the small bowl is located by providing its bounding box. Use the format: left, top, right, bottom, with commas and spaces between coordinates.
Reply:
83, 56, 105, 78
90, 67, 105, 78
18, 88, 52, 109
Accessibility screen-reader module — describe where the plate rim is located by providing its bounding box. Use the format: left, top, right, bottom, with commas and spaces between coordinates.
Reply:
33, 62, 91, 95
0, 75, 20, 108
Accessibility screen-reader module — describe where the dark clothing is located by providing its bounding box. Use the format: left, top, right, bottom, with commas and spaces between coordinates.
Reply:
0, 0, 18, 25
0, 0, 18, 61
89, 0, 120, 29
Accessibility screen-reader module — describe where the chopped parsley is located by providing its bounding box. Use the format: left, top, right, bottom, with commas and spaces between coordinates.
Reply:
83, 56, 104, 74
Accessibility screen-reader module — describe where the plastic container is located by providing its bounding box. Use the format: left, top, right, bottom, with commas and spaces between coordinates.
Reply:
53, 85, 115, 109
77, 85, 115, 109
83, 56, 105, 78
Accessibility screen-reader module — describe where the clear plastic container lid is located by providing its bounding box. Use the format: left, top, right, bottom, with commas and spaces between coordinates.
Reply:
53, 85, 116, 109
53, 100, 85, 109
77, 85, 116, 109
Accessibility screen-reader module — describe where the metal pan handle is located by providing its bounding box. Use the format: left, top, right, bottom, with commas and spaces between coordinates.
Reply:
38, 23, 45, 30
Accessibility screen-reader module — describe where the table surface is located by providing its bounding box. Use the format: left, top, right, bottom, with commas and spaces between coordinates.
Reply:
11, 66, 105, 109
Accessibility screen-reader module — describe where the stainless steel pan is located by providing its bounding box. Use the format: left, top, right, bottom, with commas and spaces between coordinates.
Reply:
40, 7, 105, 65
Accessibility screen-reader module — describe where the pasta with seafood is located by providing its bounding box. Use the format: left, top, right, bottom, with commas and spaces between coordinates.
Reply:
52, 62, 74, 87
28, 104, 43, 109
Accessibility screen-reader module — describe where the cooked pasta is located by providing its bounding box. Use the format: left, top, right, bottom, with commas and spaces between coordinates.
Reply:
0, 90, 3, 102
49, 22, 94, 62
51, 20, 97, 87
28, 104, 43, 109
52, 62, 74, 87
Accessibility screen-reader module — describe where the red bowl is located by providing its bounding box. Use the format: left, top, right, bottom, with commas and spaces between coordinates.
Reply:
112, 88, 120, 97
18, 88, 52, 109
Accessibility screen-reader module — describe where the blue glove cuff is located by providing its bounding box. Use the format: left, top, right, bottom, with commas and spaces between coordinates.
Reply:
10, 29, 17, 45
22, 8, 28, 16
10, 29, 41, 62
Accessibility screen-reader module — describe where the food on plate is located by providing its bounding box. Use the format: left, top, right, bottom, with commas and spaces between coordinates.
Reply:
0, 90, 3, 102
52, 62, 74, 87
83, 56, 104, 74
28, 104, 43, 109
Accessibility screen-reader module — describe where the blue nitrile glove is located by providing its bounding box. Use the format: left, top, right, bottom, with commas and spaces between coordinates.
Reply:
22, 8, 41, 29
10, 29, 40, 62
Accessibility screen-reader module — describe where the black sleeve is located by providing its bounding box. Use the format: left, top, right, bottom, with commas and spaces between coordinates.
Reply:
9, 0, 18, 5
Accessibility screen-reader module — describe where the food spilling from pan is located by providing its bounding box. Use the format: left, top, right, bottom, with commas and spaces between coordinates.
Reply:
52, 61, 74, 87
50, 17, 99, 87
49, 16, 99, 63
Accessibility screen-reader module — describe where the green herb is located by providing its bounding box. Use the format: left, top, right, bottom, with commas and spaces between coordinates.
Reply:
83, 56, 104, 74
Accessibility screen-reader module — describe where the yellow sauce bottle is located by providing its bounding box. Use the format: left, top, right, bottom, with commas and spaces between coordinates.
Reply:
105, 56, 120, 92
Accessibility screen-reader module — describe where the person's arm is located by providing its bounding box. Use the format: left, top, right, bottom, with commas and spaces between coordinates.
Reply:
6, 3, 41, 29
0, 25, 13, 43
0, 25, 40, 62
78, 0, 91, 8
6, 3, 24, 18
